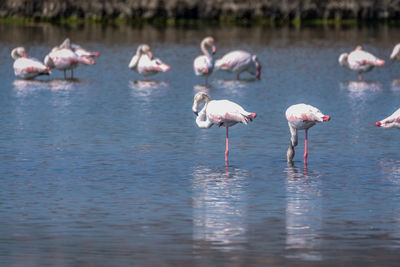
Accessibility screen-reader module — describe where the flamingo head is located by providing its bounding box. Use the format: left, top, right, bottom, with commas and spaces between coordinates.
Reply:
192, 92, 210, 116
253, 55, 261, 80
202, 37, 216, 55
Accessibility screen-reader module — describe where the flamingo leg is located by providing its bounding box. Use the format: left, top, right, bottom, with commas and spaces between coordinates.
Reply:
358, 73, 362, 81
64, 70, 66, 79
304, 129, 308, 166
237, 73, 240, 80
71, 69, 74, 79
225, 127, 229, 165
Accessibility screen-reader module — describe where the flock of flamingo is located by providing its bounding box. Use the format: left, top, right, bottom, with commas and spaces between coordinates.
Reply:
10, 36, 400, 166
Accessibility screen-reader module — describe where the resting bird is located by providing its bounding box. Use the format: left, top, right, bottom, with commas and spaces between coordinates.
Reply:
376, 108, 400, 129
44, 44, 94, 79
193, 37, 216, 86
338, 46, 385, 81
192, 92, 256, 165
390, 43, 400, 61
11, 47, 50, 79
128, 44, 170, 80
215, 50, 261, 80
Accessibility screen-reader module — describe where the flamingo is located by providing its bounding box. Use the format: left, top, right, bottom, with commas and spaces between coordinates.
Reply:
215, 50, 261, 80
60, 38, 100, 58
11, 47, 50, 79
376, 108, 400, 129
338, 46, 385, 81
286, 104, 331, 166
192, 92, 256, 165
193, 37, 216, 85
44, 44, 94, 79
390, 43, 400, 61
128, 44, 170, 80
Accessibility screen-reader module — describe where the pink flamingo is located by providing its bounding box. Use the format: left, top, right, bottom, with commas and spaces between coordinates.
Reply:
193, 37, 216, 86
192, 92, 256, 165
44, 45, 94, 79
215, 50, 261, 80
128, 44, 170, 80
286, 104, 331, 166
11, 47, 50, 79
376, 108, 400, 129
339, 46, 385, 81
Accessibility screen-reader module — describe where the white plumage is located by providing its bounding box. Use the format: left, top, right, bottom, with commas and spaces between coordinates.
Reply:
215, 50, 261, 80
376, 108, 400, 129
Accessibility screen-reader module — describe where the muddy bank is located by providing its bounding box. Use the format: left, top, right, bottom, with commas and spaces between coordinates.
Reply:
0, 0, 400, 22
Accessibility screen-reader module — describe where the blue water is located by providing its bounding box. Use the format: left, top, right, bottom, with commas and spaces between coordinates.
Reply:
1, 24, 400, 266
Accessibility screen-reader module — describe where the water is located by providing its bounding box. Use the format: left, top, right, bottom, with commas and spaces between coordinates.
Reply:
1, 23, 400, 266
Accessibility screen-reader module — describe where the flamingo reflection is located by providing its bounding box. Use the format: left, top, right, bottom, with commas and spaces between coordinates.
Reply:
192, 166, 248, 251
284, 164, 322, 261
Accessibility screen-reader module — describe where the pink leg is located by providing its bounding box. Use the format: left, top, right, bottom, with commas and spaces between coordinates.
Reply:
304, 129, 308, 166
358, 73, 362, 81
237, 73, 240, 80
71, 69, 74, 79
64, 70, 66, 79
225, 127, 229, 165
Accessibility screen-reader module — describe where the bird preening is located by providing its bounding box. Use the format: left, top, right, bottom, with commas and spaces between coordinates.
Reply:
192, 92, 256, 166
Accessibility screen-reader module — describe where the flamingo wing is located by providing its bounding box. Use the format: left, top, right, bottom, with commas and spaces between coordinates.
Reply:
207, 100, 255, 125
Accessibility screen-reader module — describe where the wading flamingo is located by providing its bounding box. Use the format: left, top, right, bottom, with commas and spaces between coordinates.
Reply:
192, 92, 256, 165
11, 47, 50, 79
193, 37, 216, 86
44, 44, 94, 79
128, 44, 170, 80
338, 46, 385, 81
215, 50, 261, 80
286, 104, 331, 166
376, 108, 400, 129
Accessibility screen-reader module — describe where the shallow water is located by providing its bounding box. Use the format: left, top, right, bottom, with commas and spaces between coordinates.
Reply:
1, 23, 400, 266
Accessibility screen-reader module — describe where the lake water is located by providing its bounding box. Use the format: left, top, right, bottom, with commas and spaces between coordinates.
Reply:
1, 23, 400, 266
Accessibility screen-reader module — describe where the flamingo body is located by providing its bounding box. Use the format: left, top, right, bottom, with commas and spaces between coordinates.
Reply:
193, 37, 216, 85
376, 108, 400, 129
192, 92, 256, 165
339, 46, 385, 80
129, 44, 170, 80
44, 47, 94, 79
11, 47, 50, 79
215, 50, 261, 80
286, 104, 330, 165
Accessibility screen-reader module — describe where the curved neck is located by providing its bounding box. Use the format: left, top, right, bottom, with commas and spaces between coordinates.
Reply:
11, 49, 21, 60
195, 101, 213, 128
201, 41, 211, 58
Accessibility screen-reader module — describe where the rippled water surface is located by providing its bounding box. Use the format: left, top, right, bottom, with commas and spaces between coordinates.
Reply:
1, 23, 400, 266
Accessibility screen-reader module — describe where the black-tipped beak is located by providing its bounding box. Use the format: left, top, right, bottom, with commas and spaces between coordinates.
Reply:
194, 111, 199, 116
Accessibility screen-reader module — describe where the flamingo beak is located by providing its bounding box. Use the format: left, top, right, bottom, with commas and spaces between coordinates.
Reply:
212, 45, 216, 55
256, 71, 261, 80
23, 52, 28, 58
93, 52, 100, 57
194, 111, 199, 116
323, 115, 331, 121
376, 121, 382, 127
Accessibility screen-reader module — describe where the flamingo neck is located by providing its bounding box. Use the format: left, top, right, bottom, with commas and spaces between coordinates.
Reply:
201, 41, 212, 58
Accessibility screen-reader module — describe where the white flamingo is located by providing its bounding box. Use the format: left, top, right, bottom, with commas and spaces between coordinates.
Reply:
390, 43, 400, 61
215, 50, 262, 80
192, 92, 256, 165
376, 108, 400, 129
339, 45, 385, 81
11, 47, 50, 79
60, 38, 99, 58
193, 37, 216, 85
44, 45, 94, 79
286, 104, 331, 166
128, 44, 170, 80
